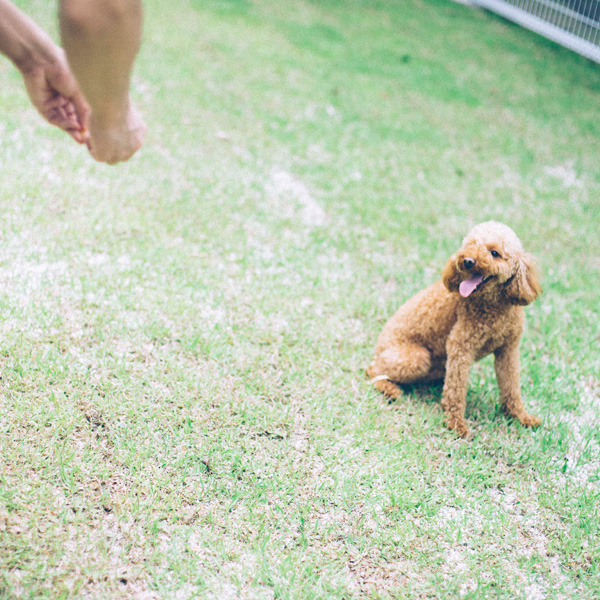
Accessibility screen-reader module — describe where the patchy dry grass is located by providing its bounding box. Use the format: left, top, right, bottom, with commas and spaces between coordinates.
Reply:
1, 0, 599, 598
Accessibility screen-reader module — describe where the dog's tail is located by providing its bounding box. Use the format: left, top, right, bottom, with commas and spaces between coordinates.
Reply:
366, 364, 402, 400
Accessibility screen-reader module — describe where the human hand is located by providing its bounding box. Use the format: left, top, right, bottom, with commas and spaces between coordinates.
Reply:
86, 103, 146, 164
21, 47, 90, 144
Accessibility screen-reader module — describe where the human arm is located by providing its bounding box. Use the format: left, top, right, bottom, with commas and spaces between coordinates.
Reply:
0, 0, 89, 143
59, 0, 145, 164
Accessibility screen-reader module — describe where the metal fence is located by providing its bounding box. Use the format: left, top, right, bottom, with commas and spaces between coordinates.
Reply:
472, 0, 600, 63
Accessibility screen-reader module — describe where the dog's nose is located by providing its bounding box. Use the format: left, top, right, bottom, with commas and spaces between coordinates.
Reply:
463, 257, 476, 270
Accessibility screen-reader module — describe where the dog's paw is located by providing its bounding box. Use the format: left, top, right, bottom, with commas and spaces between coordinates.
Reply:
370, 375, 402, 400
517, 413, 541, 428
445, 417, 470, 439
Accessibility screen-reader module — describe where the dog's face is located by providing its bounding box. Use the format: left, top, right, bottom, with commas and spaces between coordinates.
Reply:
442, 221, 541, 306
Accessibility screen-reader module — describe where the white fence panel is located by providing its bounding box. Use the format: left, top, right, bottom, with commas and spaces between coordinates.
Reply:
473, 0, 600, 62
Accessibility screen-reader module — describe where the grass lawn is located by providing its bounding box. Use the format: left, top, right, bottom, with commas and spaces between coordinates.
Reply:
1, 0, 599, 598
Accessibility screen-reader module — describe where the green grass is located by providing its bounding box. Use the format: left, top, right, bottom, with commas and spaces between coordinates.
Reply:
1, 0, 599, 598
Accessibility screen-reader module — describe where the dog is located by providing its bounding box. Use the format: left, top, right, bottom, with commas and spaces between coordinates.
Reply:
367, 221, 542, 438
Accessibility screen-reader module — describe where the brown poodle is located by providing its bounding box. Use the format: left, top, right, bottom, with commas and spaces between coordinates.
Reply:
367, 221, 542, 438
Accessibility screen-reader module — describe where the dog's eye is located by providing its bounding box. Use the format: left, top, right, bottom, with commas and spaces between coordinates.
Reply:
490, 250, 501, 258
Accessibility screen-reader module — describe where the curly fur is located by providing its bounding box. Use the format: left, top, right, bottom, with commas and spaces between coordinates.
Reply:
367, 221, 542, 438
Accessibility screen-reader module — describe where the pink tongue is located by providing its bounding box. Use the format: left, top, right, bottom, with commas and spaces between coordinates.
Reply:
459, 274, 484, 298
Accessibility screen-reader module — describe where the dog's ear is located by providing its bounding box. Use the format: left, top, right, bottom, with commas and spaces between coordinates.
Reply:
504, 253, 541, 305
441, 253, 461, 292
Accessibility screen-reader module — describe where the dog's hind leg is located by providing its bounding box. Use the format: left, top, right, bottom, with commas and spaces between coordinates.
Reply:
367, 343, 433, 399
368, 373, 403, 399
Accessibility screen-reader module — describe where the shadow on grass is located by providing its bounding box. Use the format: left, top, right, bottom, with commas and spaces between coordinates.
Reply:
384, 379, 536, 434
385, 380, 444, 407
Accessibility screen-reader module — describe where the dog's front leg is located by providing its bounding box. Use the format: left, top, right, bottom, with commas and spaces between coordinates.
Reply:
494, 343, 541, 428
441, 344, 474, 439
